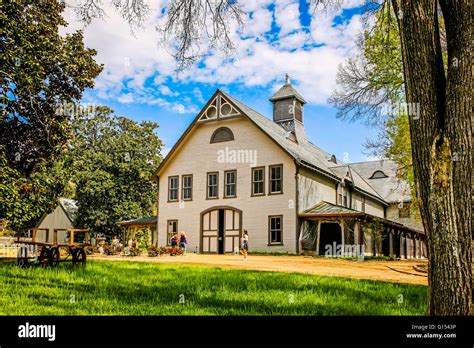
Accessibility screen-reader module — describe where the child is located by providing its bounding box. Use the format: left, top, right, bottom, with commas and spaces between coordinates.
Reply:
170, 234, 178, 256
170, 234, 178, 247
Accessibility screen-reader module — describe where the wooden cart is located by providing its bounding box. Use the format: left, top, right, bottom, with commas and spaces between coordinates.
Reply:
16, 228, 91, 267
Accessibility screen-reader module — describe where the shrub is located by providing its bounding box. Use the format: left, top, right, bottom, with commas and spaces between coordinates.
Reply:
147, 246, 183, 257
147, 246, 159, 257
129, 247, 141, 257
169, 246, 183, 256
135, 228, 150, 250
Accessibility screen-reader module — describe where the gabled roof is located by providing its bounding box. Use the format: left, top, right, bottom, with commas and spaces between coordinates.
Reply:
347, 160, 411, 203
152, 89, 390, 204
153, 89, 343, 180
35, 198, 77, 228
59, 198, 77, 222
221, 90, 345, 181
329, 165, 385, 203
269, 82, 307, 104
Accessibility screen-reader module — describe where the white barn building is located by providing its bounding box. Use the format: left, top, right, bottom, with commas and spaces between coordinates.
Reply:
152, 78, 425, 258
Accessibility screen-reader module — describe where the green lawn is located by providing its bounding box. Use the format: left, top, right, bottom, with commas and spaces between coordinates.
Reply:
0, 260, 428, 315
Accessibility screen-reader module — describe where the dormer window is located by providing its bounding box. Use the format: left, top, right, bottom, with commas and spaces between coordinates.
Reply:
210, 127, 234, 143
369, 170, 388, 179
329, 155, 337, 164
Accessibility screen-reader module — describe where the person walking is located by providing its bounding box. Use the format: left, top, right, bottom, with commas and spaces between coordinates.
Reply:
179, 231, 188, 256
241, 229, 249, 260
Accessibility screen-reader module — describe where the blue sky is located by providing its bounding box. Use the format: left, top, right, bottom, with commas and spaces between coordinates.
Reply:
64, 0, 378, 162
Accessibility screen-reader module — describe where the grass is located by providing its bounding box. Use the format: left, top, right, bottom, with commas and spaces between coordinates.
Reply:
0, 260, 428, 315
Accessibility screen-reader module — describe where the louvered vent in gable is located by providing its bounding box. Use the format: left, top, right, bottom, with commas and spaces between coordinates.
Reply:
198, 94, 241, 122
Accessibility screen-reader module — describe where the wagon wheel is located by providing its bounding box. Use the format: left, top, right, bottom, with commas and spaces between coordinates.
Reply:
71, 248, 78, 264
73, 248, 86, 266
38, 246, 49, 267
49, 247, 60, 267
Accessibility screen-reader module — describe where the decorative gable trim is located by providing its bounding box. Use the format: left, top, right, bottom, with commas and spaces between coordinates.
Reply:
152, 89, 295, 179
198, 94, 241, 122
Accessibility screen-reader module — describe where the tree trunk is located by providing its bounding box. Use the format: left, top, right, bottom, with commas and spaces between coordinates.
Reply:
391, 0, 472, 315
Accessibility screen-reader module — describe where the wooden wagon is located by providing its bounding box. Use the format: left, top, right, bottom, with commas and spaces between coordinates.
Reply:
16, 228, 91, 267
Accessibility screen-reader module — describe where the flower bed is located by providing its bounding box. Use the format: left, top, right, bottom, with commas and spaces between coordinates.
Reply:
147, 246, 183, 257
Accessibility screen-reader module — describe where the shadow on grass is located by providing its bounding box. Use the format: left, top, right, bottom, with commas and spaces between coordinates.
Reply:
0, 260, 428, 315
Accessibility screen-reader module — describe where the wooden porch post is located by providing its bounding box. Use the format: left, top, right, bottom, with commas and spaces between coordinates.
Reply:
413, 233, 417, 259
403, 231, 408, 259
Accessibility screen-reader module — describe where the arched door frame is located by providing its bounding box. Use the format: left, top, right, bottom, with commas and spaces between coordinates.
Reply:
200, 206, 243, 254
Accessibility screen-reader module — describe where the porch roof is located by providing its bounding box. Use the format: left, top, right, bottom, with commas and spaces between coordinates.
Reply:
116, 216, 157, 227
299, 201, 425, 235
300, 201, 364, 217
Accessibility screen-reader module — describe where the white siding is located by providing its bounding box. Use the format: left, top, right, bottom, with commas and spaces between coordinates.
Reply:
297, 167, 336, 212
157, 116, 298, 253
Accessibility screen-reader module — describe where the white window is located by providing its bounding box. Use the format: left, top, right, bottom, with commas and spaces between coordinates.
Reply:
269, 215, 283, 245
168, 176, 179, 201
224, 170, 236, 198
269, 164, 283, 194
182, 175, 193, 201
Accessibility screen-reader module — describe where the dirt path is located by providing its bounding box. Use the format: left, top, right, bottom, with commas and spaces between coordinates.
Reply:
90, 253, 429, 285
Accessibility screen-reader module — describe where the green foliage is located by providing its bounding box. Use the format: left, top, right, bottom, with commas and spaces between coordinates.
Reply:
0, 0, 101, 230
0, 147, 71, 230
70, 107, 162, 238
135, 228, 150, 250
0, 0, 102, 176
331, 6, 420, 220
128, 247, 141, 257
0, 260, 428, 315
361, 8, 404, 102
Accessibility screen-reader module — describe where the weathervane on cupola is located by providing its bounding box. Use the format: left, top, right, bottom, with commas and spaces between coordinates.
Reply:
285, 72, 291, 85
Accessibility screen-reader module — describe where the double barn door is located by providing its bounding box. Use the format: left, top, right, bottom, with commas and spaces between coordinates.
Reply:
201, 207, 241, 254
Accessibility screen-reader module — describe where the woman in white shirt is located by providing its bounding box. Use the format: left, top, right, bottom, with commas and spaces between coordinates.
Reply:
241, 229, 249, 260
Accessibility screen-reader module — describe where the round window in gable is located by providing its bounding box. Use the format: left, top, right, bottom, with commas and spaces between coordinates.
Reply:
210, 127, 234, 143
206, 105, 217, 119
220, 103, 232, 116
369, 170, 388, 179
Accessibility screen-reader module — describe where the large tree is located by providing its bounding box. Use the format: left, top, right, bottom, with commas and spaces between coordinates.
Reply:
331, 0, 471, 315
0, 0, 102, 175
0, 0, 102, 229
70, 107, 162, 238
389, 0, 472, 315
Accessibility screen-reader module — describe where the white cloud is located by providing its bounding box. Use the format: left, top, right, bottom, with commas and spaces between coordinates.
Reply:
61, 0, 366, 108
278, 31, 310, 50
159, 85, 179, 97
242, 7, 273, 37
275, 0, 301, 35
